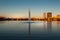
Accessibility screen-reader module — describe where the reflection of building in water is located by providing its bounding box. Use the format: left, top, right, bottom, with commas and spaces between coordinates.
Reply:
47, 21, 52, 32
28, 22, 31, 35
43, 21, 46, 31
47, 12, 52, 22
57, 21, 60, 32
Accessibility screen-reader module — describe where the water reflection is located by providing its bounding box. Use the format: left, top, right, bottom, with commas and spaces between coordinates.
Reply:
47, 21, 52, 32
28, 21, 53, 35
28, 22, 31, 35
57, 21, 60, 32
43, 21, 46, 32
0, 21, 6, 24
0, 21, 60, 39
0, 21, 60, 34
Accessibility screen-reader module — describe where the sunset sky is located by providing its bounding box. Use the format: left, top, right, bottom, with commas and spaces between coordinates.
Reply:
0, 0, 60, 18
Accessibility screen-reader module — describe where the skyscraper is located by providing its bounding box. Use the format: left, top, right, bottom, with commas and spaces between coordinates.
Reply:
47, 12, 52, 21
43, 12, 46, 19
29, 9, 31, 22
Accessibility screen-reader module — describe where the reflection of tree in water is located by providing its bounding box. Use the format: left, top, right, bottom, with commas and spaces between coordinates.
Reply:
47, 21, 52, 32
57, 21, 60, 32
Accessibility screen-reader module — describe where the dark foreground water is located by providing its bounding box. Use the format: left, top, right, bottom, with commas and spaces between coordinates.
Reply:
0, 21, 60, 40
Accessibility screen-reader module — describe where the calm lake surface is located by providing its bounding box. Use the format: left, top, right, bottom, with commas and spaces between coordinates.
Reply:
0, 21, 60, 40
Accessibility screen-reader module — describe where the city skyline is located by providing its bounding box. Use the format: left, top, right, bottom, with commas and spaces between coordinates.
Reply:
0, 0, 60, 18
0, 11, 60, 21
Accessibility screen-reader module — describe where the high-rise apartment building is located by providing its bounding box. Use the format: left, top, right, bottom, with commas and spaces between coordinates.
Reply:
47, 12, 52, 21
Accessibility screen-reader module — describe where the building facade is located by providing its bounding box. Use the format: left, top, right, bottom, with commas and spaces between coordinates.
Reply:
47, 12, 52, 21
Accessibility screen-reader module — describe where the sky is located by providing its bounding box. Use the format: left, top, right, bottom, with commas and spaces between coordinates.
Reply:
0, 0, 60, 18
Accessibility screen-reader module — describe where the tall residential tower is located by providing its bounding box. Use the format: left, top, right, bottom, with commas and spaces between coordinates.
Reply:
47, 12, 52, 21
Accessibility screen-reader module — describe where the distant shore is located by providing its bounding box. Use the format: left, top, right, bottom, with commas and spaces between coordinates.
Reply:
0, 18, 60, 21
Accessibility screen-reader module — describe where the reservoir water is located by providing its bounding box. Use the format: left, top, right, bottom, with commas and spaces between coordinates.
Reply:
0, 21, 60, 40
